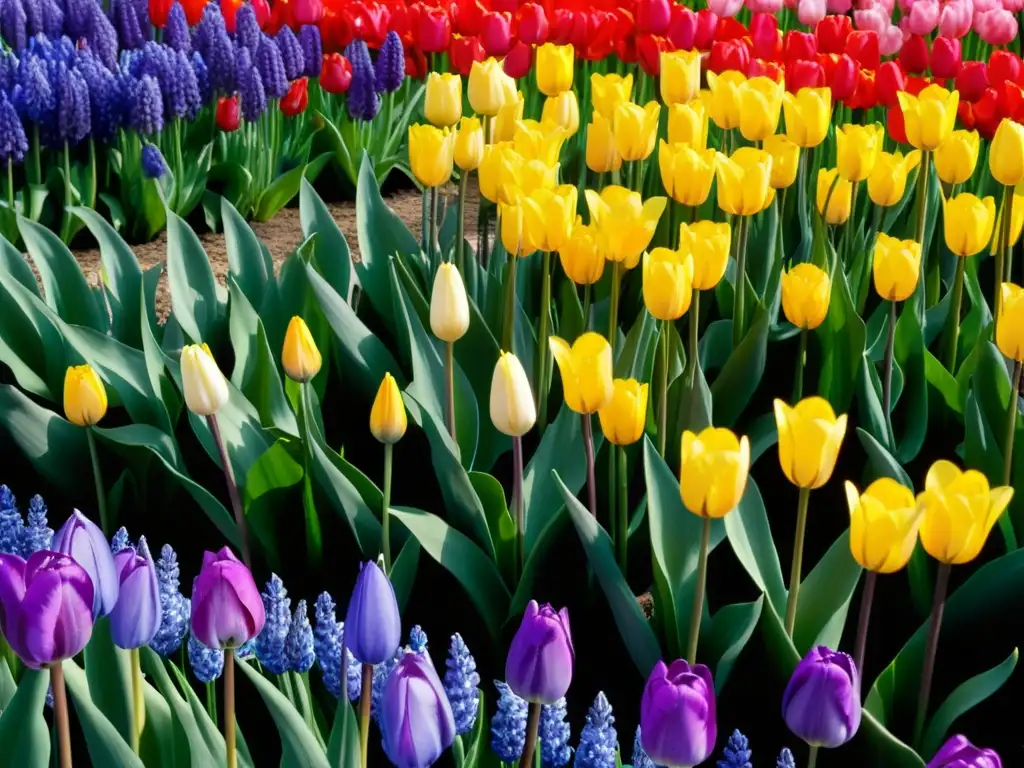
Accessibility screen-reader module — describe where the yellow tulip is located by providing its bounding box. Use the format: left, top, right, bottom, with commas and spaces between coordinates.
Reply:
408, 124, 455, 188
370, 373, 407, 444
559, 220, 605, 285
477, 142, 516, 204
613, 101, 660, 162
667, 101, 708, 149
642, 247, 694, 321
774, 397, 848, 490
429, 263, 470, 343
816, 167, 853, 225
845, 479, 923, 573
541, 92, 580, 137
660, 50, 701, 106
917, 460, 1013, 565
703, 71, 745, 131
454, 116, 484, 172
590, 72, 633, 118
715, 147, 773, 216
468, 58, 515, 117
781, 263, 831, 330
873, 233, 922, 303
898, 84, 959, 152
585, 186, 667, 268
64, 364, 107, 427
836, 123, 884, 182
934, 130, 980, 185
996, 282, 1024, 362
597, 378, 649, 446
990, 118, 1024, 187
943, 193, 996, 257
424, 72, 462, 127
517, 158, 558, 196
679, 220, 731, 291
738, 76, 783, 142
513, 119, 567, 167
659, 141, 716, 207
281, 316, 322, 383
521, 185, 577, 252
782, 87, 832, 148
493, 91, 525, 143
549, 332, 614, 414
991, 184, 1024, 253
536, 43, 574, 96
489, 351, 536, 437
181, 344, 229, 416
763, 134, 800, 189
868, 150, 921, 207
679, 428, 751, 518
586, 114, 622, 173
499, 199, 533, 256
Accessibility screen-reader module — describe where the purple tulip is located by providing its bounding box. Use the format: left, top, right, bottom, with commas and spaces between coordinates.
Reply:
927, 735, 1001, 768
51, 510, 119, 619
0, 551, 94, 668
640, 659, 717, 767
782, 646, 861, 749
505, 600, 574, 704
343, 560, 401, 665
190, 546, 265, 649
380, 652, 456, 768
109, 536, 162, 649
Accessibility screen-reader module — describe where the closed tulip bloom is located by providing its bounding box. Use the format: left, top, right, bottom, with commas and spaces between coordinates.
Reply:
660, 49, 701, 105
868, 150, 921, 207
522, 185, 577, 252
490, 351, 535, 436
782, 263, 831, 330
679, 427, 750, 518
680, 221, 731, 290
500, 200, 530, 256
989, 118, 1024, 187
343, 559, 402, 664
927, 735, 1002, 768
559, 221, 605, 285
873, 233, 922, 302
409, 124, 456, 188
380, 652, 457, 768
590, 72, 633, 118
597, 379, 648, 446
51, 510, 119, 618
667, 101, 708, 149
614, 101, 660, 162
0, 551, 94, 668
536, 43, 573, 96
110, 537, 162, 649
943, 194, 996, 257
468, 58, 513, 116
816, 168, 853, 225
715, 148, 774, 216
934, 130, 980, 185
64, 364, 107, 427
738, 76, 784, 142
190, 547, 264, 649
541, 92, 580, 137
640, 659, 717, 767
282, 316, 322, 383
549, 333, 614, 414
845, 479, 923, 573
764, 134, 800, 189
997, 283, 1024, 362
181, 344, 229, 416
643, 248, 694, 321
704, 70, 746, 130
454, 117, 484, 171
370, 373, 407, 444
506, 600, 574, 704
836, 124, 884, 182
586, 114, 622, 173
477, 143, 516, 204
430, 264, 470, 343
493, 91, 525, 143
585, 186, 667, 268
513, 119, 567, 166
782, 646, 861, 748
897, 85, 959, 151
918, 460, 1013, 565
659, 141, 716, 207
783, 87, 832, 147
774, 397, 848, 489
424, 72, 462, 127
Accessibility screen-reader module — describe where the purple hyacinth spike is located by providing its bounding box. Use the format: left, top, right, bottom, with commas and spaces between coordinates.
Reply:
275, 25, 304, 81
233, 3, 259, 56
298, 25, 321, 78
344, 39, 379, 121
110, 0, 143, 50
1, 0, 28, 52
374, 30, 404, 93
0, 94, 29, 165
235, 47, 265, 123
130, 73, 164, 135
164, 2, 190, 54
255, 34, 287, 99
141, 144, 166, 179
56, 63, 91, 145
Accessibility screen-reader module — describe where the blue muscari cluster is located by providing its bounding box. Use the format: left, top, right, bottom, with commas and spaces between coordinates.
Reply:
344, 39, 378, 121
111, 526, 130, 553
373, 30, 404, 94
408, 625, 427, 654
255, 573, 291, 675
540, 697, 572, 767
141, 143, 165, 179
777, 747, 797, 768
255, 34, 286, 100
298, 25, 320, 78
633, 727, 657, 768
275, 26, 303, 82
149, 543, 190, 657
442, 633, 480, 736
574, 692, 616, 768
371, 647, 404, 721
0, 485, 24, 554
235, 47, 265, 123
491, 681, 527, 763
163, 2, 188, 54
313, 591, 361, 701
233, 3, 259, 57
20, 494, 51, 555
718, 730, 752, 768
187, 633, 224, 684
285, 599, 315, 674
0, 487, 52, 556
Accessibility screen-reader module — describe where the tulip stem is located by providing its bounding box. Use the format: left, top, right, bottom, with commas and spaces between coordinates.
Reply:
429, 186, 439, 262
445, 342, 456, 442
687, 516, 711, 664
502, 251, 519, 353
807, 744, 819, 768
793, 329, 807, 402
608, 261, 621, 356
913, 153, 931, 302
617, 445, 628, 574
456, 172, 468, 274
658, 320, 670, 458
85, 427, 110, 537
208, 415, 252, 569
688, 290, 700, 385
224, 652, 237, 768
582, 414, 598, 519
1004, 361, 1022, 490
130, 648, 144, 754
51, 663, 72, 768
513, 436, 525, 579
732, 215, 749, 350
883, 300, 898, 451
520, 702, 542, 768
359, 664, 373, 768
853, 570, 877, 680
913, 562, 951, 750
537, 251, 553, 434
581, 283, 591, 332
942, 256, 967, 373
382, 442, 393, 575
784, 487, 811, 638
995, 185, 1013, 331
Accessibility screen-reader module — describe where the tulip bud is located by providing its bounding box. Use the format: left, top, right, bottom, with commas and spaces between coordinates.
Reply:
454, 117, 484, 171
897, 84, 959, 151
181, 344, 229, 416
64, 364, 108, 427
489, 351, 536, 437
613, 101, 661, 162
320, 53, 353, 94
559, 221, 604, 286
943, 193, 996, 258
928, 735, 1003, 768
585, 114, 622, 173
774, 396, 847, 489
549, 333, 614, 414
996, 283, 1024, 362
468, 58, 514, 116
845, 479, 923, 573
480, 11, 512, 57
930, 36, 961, 80
535, 43, 574, 97
783, 646, 861, 748
415, 6, 452, 54
381, 653, 457, 766
596, 378, 648, 447
868, 150, 921, 207
216, 95, 241, 132
659, 141, 716, 207
660, 49, 701, 106
281, 316, 322, 383
783, 87, 832, 147
51, 510, 119, 618
110, 536, 162, 649
492, 91, 525, 143
343, 560, 402, 665
667, 101, 708, 148
836, 124, 883, 182
425, 72, 462, 128
503, 40, 532, 80
816, 167, 852, 225
541, 91, 579, 137
429, 264, 470, 343
704, 70, 745, 130
370, 373, 407, 444
516, 3, 548, 45
738, 76, 784, 142
934, 130, 980, 186
679, 427, 750, 518
782, 263, 831, 330
280, 77, 309, 117
714, 147, 774, 217
873, 233, 922, 303
989, 118, 1024, 187
763, 134, 800, 189
589, 72, 633, 118
190, 547, 265, 649
640, 659, 717, 767
679, 220, 731, 290
505, 600, 574, 704
408, 124, 456, 188
642, 247, 694, 321
584, 187, 667, 268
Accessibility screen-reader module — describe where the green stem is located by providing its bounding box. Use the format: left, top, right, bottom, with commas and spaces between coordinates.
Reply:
658, 319, 670, 457
429, 185, 439, 262
793, 329, 807, 402
382, 442, 393, 575
582, 283, 591, 331
687, 516, 711, 664
31, 124, 40, 187
995, 184, 1013, 331
537, 251, 552, 434
1007, 188, 1017, 284
300, 384, 322, 568
784, 487, 812, 638
732, 215, 749, 349
85, 428, 110, 536
456, 172, 468, 273
617, 445, 628, 573
452, 735, 466, 767
130, 648, 143, 754
359, 664, 373, 768
609, 261, 622, 356
807, 744, 819, 768
206, 681, 217, 722
513, 436, 525, 580
501, 249, 519, 353
520, 703, 542, 768
61, 140, 72, 243
883, 300, 898, 452
912, 562, 951, 750
225, 651, 237, 768
913, 152, 931, 293
208, 415, 252, 568
943, 257, 967, 373
853, 570, 877, 678
1004, 362, 1022, 489
688, 290, 701, 384
51, 663, 72, 768
582, 414, 597, 518
6, 157, 13, 210
445, 342, 456, 441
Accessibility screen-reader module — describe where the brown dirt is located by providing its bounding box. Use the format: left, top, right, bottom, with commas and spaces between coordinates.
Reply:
637, 591, 654, 620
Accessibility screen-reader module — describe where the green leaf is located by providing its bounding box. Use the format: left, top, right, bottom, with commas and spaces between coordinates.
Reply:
894, 295, 928, 463
510, 509, 568, 620
614, 309, 657, 380
704, 596, 763, 692
391, 538, 421, 614
166, 662, 255, 768
84, 617, 134, 745
856, 354, 889, 447
140, 676, 176, 768
255, 164, 307, 222
243, 438, 304, 567
460, 689, 489, 767
710, 305, 770, 427
165, 209, 220, 344
856, 427, 914, 489
222, 197, 272, 310
469, 471, 517, 587
300, 178, 352, 302
667, 361, 713, 470
723, 477, 788, 613
817, 264, 867, 413
0, 668, 50, 768
141, 648, 218, 768
326, 699, 361, 768
924, 348, 962, 416
0, 659, 16, 710
62, 661, 145, 767
792, 530, 863, 651
556, 471, 662, 677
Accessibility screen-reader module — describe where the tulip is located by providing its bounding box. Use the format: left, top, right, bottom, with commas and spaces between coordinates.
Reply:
454, 117, 484, 171
868, 150, 921, 207
343, 559, 401, 665
660, 49, 701, 106
640, 659, 717, 767
380, 652, 457, 768
990, 118, 1024, 187
590, 73, 633, 118
613, 101, 660, 163
430, 264, 470, 343
997, 283, 1024, 363
320, 53, 352, 95
513, 120, 567, 167
667, 101, 708, 149
816, 167, 852, 225
927, 735, 1002, 768
51, 510, 119, 619
738, 76, 784, 142
541, 92, 579, 137
110, 536, 161, 650
704, 70, 745, 130
783, 87, 832, 147
845, 479, 922, 574
477, 143, 518, 204
943, 194, 995, 258
715, 147, 773, 216
191, 547, 264, 649
598, 379, 648, 447
506, 600, 574, 704
181, 344, 229, 416
933, 130, 980, 186
774, 396, 847, 490
493, 91, 525, 143
585, 114, 622, 173
521, 186, 576, 253
280, 77, 308, 117
763, 134, 800, 189
680, 221, 731, 291
370, 372, 407, 444
559, 220, 604, 287
281, 316, 321, 383
585, 186, 667, 269
517, 3, 548, 45
642, 248, 694, 321
873, 233, 922, 303
216, 95, 241, 132
480, 11, 512, 56
424, 72, 462, 128
408, 124, 455, 189
782, 646, 861, 756
836, 124, 883, 182
415, 6, 452, 53
548, 333, 613, 415
467, 58, 513, 116
489, 351, 535, 438
897, 85, 958, 152
64, 364, 107, 427
535, 43, 573, 96
679, 427, 750, 519
659, 141, 716, 207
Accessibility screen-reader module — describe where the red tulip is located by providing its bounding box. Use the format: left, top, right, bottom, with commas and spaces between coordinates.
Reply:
280, 78, 309, 117
149, 0, 172, 28
847, 68, 877, 110
845, 30, 879, 70
550, 8, 584, 48
414, 5, 452, 54
815, 14, 851, 55
956, 62, 989, 103
750, 13, 781, 61
290, 0, 322, 27
320, 53, 352, 94
694, 9, 718, 50
708, 39, 750, 75
930, 37, 960, 81
216, 95, 240, 132
957, 100, 976, 131
749, 58, 783, 82
490, 0, 515, 14
824, 53, 858, 103
480, 11, 512, 57
346, 3, 390, 48
616, 33, 638, 64
221, 0, 243, 32
503, 39, 532, 78
785, 59, 825, 91
252, 0, 270, 27
715, 17, 747, 42
181, 0, 205, 25
904, 75, 931, 96
516, 2, 548, 45
637, 34, 670, 76
875, 60, 905, 107
321, 7, 354, 51
452, 0, 486, 36
667, 5, 698, 50
988, 50, 1021, 90
999, 81, 1024, 123
898, 33, 929, 75
637, 0, 671, 36
886, 105, 907, 145
582, 11, 620, 61
449, 34, 485, 76
977, 86, 1007, 138
783, 30, 817, 64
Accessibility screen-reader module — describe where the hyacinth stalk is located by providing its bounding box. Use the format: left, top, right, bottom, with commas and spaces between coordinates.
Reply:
85, 428, 110, 536
51, 664, 72, 768
207, 414, 251, 568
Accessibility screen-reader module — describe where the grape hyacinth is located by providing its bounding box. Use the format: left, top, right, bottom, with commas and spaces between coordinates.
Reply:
633, 727, 657, 768
285, 599, 315, 674
111, 526, 130, 553
187, 633, 224, 683
55, 64, 90, 145
254, 573, 291, 675
149, 544, 190, 657
20, 494, 52, 556
374, 30, 404, 94
164, 2, 189, 53
541, 697, 573, 767
275, 25, 303, 81
85, 7, 118, 69
110, 0, 143, 50
777, 747, 796, 768
298, 25, 321, 78
1, 0, 27, 52
233, 3, 259, 56
236, 48, 265, 123
313, 592, 361, 701
408, 625, 428, 654
344, 39, 379, 121
371, 648, 403, 722
491, 681, 527, 762
129, 73, 163, 135
236, 638, 256, 659
14, 54, 54, 123
0, 485, 23, 554
443, 633, 480, 736
255, 34, 287, 99
191, 51, 210, 104
574, 692, 616, 768
718, 730, 752, 768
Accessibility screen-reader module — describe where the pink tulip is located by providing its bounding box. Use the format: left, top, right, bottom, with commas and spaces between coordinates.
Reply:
854, 6, 889, 33
827, 0, 853, 11
797, 0, 827, 25
974, 7, 1018, 43
938, 0, 973, 37
708, 0, 744, 17
972, 0, 1000, 12
1003, 0, 1024, 13
747, 0, 784, 12
901, 0, 940, 34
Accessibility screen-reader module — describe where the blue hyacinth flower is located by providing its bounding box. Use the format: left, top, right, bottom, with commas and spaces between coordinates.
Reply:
254, 574, 290, 675
717, 730, 752, 768
442, 633, 480, 736
285, 599, 315, 674
491, 681, 526, 763
540, 697, 572, 767
574, 692, 617, 768
777, 747, 797, 768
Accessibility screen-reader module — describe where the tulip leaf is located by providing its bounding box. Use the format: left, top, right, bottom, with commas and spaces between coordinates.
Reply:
84, 617, 134, 746
0, 659, 15, 710
557, 471, 662, 677
924, 348, 962, 417
141, 647, 219, 768
460, 688, 489, 767
963, 390, 1017, 551
62, 660, 145, 767
165, 209, 222, 344
140, 679, 176, 768
615, 309, 657, 381
0, 668, 50, 768
236, 658, 329, 768
894, 293, 928, 463
745, 411, 778, 468
222, 197, 272, 311
816, 261, 866, 414
667, 359, 713, 470
510, 508, 569, 621
709, 304, 770, 427
855, 427, 914, 488
300, 178, 353, 303
470, 470, 518, 586
723, 478, 788, 615
704, 595, 763, 693
921, 648, 1018, 760
254, 163, 306, 222
855, 355, 889, 447
390, 538, 421, 614
792, 530, 863, 652
326, 699, 361, 768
